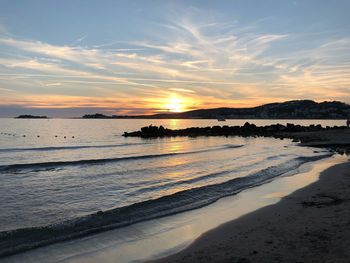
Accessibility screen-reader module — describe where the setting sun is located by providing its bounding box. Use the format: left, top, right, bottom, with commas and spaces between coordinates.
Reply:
165, 96, 185, 112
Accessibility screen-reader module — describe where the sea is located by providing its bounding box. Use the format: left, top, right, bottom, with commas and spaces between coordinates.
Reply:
0, 118, 345, 257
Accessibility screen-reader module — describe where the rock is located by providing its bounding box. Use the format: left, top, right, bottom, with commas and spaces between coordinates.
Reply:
122, 123, 347, 158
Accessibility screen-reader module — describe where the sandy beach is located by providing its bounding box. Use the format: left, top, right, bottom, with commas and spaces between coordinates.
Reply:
152, 160, 350, 263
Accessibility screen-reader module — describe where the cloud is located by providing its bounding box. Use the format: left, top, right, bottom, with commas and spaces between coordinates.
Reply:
45, 82, 62, 87
0, 9, 349, 116
76, 35, 87, 43
169, 88, 196, 93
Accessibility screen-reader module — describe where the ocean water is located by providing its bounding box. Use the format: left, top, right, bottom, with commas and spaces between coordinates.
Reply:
0, 118, 342, 256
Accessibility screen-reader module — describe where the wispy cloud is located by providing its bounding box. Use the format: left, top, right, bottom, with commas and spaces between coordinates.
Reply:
76, 35, 87, 43
0, 8, 349, 114
169, 88, 196, 93
44, 82, 62, 87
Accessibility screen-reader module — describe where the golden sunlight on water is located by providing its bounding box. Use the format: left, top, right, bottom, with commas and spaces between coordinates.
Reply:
168, 141, 184, 152
169, 119, 179, 129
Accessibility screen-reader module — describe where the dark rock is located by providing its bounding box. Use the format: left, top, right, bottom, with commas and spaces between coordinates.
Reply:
122, 123, 343, 154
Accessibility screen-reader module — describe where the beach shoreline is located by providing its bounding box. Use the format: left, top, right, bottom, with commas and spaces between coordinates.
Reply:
151, 159, 350, 263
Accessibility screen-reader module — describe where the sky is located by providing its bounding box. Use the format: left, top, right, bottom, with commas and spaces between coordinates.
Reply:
0, 0, 349, 117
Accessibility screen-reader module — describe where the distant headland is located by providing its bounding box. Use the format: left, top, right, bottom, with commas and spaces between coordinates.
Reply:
15, 115, 48, 119
82, 100, 350, 119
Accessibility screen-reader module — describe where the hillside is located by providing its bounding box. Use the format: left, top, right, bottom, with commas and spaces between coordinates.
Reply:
83, 100, 350, 119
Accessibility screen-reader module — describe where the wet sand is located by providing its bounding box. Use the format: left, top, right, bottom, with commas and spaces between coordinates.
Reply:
153, 160, 350, 263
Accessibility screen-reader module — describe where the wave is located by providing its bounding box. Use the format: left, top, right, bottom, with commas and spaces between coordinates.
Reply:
129, 156, 276, 195
0, 144, 243, 173
0, 153, 331, 258
0, 138, 202, 153
0, 142, 151, 153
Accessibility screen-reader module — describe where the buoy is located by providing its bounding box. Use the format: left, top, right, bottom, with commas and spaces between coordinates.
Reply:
72, 136, 75, 138
37, 135, 40, 138
64, 136, 66, 139
23, 135, 26, 137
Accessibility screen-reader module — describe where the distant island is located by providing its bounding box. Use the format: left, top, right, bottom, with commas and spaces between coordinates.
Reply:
82, 100, 350, 119
82, 113, 113, 119
15, 115, 48, 119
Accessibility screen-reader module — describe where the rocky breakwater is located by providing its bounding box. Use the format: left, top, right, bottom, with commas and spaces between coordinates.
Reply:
123, 123, 350, 154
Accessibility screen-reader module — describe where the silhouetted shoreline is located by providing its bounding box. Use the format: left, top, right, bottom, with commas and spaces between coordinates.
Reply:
124, 124, 350, 157
82, 100, 350, 120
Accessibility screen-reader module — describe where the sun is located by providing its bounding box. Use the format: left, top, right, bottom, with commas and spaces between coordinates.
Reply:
165, 96, 184, 112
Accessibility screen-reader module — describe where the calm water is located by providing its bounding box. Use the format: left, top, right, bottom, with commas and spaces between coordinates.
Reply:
0, 118, 342, 255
